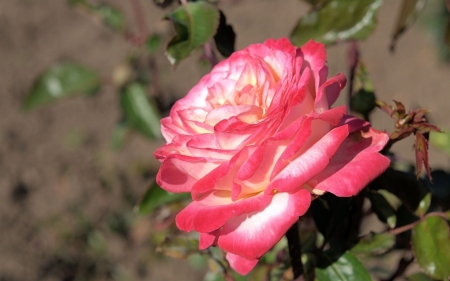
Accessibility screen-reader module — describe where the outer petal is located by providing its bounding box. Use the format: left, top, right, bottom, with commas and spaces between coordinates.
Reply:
226, 252, 259, 276
156, 158, 198, 193
217, 190, 311, 260
156, 153, 222, 192
176, 191, 273, 233
191, 146, 256, 199
309, 127, 390, 196
270, 117, 313, 178
263, 37, 297, 56
316, 105, 347, 126
314, 73, 347, 110
266, 125, 350, 194
298, 40, 328, 91
199, 229, 221, 250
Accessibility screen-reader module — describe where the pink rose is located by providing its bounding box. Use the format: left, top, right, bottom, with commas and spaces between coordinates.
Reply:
154, 38, 390, 275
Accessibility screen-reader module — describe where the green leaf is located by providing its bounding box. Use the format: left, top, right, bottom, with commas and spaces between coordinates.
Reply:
430, 130, 450, 156
367, 190, 397, 228
23, 62, 101, 111
93, 4, 126, 32
165, 2, 220, 65
377, 189, 402, 209
415, 193, 431, 217
407, 272, 436, 281
213, 11, 235, 57
120, 83, 162, 139
412, 216, 450, 280
316, 251, 372, 281
137, 181, 191, 215
291, 0, 383, 46
350, 232, 395, 256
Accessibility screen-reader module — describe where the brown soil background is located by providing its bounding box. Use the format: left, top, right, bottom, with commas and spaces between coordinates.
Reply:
1, 1, 450, 280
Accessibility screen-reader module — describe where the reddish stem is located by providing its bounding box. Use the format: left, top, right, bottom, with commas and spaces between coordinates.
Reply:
389, 211, 448, 235
203, 42, 218, 68
347, 41, 359, 112
128, 0, 149, 46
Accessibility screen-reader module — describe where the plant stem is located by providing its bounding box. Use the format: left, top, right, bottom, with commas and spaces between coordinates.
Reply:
286, 219, 304, 280
203, 42, 218, 68
389, 212, 449, 235
128, 0, 148, 45
347, 41, 359, 112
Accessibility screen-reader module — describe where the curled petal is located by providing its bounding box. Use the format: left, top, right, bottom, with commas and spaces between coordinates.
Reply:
217, 190, 311, 260
298, 40, 328, 91
315, 73, 347, 110
156, 158, 198, 193
266, 125, 350, 194
176, 191, 273, 233
316, 105, 347, 126
191, 146, 256, 199
199, 229, 220, 250
226, 252, 259, 276
309, 127, 390, 196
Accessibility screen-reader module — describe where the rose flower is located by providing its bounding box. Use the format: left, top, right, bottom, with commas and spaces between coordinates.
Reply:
154, 38, 390, 275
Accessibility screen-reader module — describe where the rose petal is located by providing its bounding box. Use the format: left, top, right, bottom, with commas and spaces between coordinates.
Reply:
266, 125, 350, 194
226, 252, 259, 276
206, 105, 258, 126
176, 191, 273, 233
270, 117, 313, 178
156, 158, 198, 193
217, 190, 311, 260
309, 128, 390, 196
190, 146, 256, 199
316, 105, 347, 126
315, 73, 347, 111
199, 229, 220, 250
298, 40, 328, 91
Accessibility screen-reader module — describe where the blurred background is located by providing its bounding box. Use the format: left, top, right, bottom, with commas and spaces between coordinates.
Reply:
1, 0, 450, 280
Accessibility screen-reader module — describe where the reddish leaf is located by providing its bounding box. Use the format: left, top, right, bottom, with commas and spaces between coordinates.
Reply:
390, 126, 413, 141
376, 100, 394, 116
415, 132, 432, 181
393, 100, 406, 118
411, 123, 442, 133
413, 108, 430, 123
